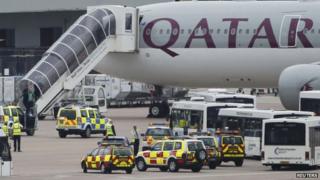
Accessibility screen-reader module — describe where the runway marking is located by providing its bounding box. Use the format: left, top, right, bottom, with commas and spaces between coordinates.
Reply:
116, 172, 289, 180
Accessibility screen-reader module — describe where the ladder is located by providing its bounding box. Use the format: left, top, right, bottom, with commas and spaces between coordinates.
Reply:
21, 6, 138, 116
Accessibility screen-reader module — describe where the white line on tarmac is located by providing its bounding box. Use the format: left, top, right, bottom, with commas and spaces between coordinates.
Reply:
116, 172, 289, 180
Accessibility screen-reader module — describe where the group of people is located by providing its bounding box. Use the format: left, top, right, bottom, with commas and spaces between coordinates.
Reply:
2, 120, 23, 152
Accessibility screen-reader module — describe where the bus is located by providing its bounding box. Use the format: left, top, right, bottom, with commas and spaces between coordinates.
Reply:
169, 101, 253, 136
187, 91, 256, 108
262, 117, 320, 170
217, 108, 314, 158
299, 90, 320, 115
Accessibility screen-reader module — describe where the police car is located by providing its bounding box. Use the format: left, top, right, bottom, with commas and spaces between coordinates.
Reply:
141, 123, 173, 151
81, 145, 135, 174
56, 105, 109, 138
135, 139, 207, 172
216, 130, 245, 166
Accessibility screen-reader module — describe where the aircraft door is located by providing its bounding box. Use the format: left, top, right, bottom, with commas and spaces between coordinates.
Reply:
279, 15, 301, 48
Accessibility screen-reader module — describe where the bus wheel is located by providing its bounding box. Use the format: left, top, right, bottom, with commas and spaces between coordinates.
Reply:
271, 165, 281, 171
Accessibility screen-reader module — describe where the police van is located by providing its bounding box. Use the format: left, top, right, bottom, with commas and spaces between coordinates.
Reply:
56, 106, 109, 138
262, 117, 320, 170
217, 108, 314, 158
170, 101, 253, 136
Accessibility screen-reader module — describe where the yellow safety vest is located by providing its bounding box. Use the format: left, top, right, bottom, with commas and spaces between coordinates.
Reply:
2, 124, 8, 136
106, 123, 114, 136
179, 119, 187, 128
13, 123, 22, 136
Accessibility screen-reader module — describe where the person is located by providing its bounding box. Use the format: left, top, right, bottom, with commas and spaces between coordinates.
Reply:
22, 86, 35, 116
12, 119, 23, 152
131, 126, 140, 156
105, 119, 116, 138
2, 122, 8, 136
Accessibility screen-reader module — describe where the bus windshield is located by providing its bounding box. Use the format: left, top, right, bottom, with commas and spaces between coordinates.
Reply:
207, 106, 236, 129
171, 109, 203, 130
264, 122, 305, 145
300, 98, 320, 115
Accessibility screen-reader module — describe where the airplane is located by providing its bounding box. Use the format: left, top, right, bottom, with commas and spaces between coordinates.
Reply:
22, 0, 320, 115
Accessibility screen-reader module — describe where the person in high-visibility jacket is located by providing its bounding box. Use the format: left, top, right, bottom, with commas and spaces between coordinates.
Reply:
12, 119, 23, 152
105, 120, 116, 137
2, 122, 8, 136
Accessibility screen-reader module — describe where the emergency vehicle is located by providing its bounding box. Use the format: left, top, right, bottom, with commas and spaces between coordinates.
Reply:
98, 136, 131, 147
135, 139, 207, 172
192, 134, 220, 169
56, 106, 109, 138
81, 145, 135, 174
0, 105, 37, 136
141, 123, 173, 151
216, 130, 245, 166
262, 117, 320, 170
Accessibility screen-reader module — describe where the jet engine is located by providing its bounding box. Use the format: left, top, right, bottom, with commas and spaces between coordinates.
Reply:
278, 64, 320, 110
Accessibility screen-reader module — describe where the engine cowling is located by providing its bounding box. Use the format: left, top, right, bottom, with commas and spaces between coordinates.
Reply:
279, 64, 320, 110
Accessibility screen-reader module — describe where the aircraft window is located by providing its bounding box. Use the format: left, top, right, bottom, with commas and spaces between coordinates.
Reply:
318, 29, 320, 34
217, 29, 221, 34
160, 29, 163, 34
195, 29, 199, 34
209, 29, 214, 34
238, 29, 242, 34
224, 29, 228, 34
246, 29, 250, 34
188, 29, 192, 34
253, 29, 257, 34
202, 28, 207, 34
181, 29, 184, 34
311, 29, 314, 34
167, 29, 170, 34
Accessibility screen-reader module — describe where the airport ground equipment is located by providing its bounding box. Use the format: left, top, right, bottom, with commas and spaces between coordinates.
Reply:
81, 145, 135, 174
135, 139, 207, 172
20, 6, 138, 119
0, 129, 12, 176
262, 117, 320, 170
299, 90, 320, 115
217, 108, 314, 158
56, 106, 110, 138
169, 101, 254, 136
215, 130, 245, 166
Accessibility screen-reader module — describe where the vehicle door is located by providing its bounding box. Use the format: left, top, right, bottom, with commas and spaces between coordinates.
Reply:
80, 109, 89, 128
162, 141, 174, 165
149, 142, 163, 165
16, 107, 25, 127
94, 110, 105, 130
88, 109, 96, 130
86, 148, 100, 169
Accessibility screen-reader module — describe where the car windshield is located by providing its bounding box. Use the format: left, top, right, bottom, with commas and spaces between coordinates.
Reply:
59, 109, 76, 120
198, 138, 215, 147
146, 128, 172, 136
187, 141, 204, 151
113, 148, 132, 156
223, 136, 243, 144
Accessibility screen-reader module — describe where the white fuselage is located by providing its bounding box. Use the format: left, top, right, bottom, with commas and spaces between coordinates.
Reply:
95, 1, 320, 88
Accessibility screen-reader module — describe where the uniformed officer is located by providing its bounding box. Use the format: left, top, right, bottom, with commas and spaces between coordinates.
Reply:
2, 121, 8, 136
131, 125, 140, 156
105, 119, 116, 138
12, 119, 23, 152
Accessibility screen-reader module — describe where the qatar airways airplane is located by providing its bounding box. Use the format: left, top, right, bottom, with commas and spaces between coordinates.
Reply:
23, 0, 320, 111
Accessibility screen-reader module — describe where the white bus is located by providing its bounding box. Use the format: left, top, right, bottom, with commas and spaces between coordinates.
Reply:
299, 90, 320, 115
262, 117, 320, 170
217, 108, 314, 158
187, 91, 256, 108
169, 101, 253, 136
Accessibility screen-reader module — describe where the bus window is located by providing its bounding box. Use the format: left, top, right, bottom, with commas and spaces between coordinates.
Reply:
189, 110, 203, 130
207, 107, 221, 129
224, 118, 242, 130
264, 123, 305, 145
300, 98, 320, 115
216, 97, 254, 104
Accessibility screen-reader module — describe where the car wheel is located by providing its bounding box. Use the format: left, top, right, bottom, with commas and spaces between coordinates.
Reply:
235, 159, 243, 167
100, 163, 107, 174
126, 168, 133, 174
168, 159, 179, 172
26, 129, 35, 136
159, 167, 168, 172
136, 158, 147, 171
82, 162, 87, 173
271, 165, 281, 171
208, 162, 217, 169
58, 131, 67, 138
195, 149, 207, 163
191, 165, 202, 172
81, 127, 91, 138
